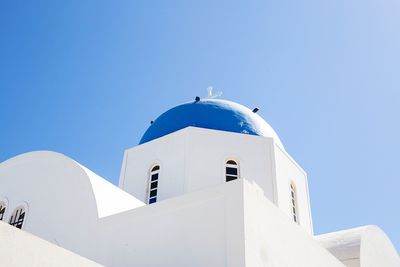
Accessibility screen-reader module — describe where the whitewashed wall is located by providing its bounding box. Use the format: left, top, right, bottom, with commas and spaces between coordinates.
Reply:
120, 127, 313, 233
0, 151, 99, 259
0, 222, 102, 267
94, 179, 344, 267
274, 145, 313, 234
94, 179, 246, 267
183, 127, 275, 200
120, 127, 277, 203
316, 226, 400, 267
243, 180, 343, 267
0, 138, 397, 267
119, 129, 187, 202
0, 151, 143, 264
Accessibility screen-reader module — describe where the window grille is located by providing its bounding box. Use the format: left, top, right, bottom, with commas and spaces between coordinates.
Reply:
0, 201, 6, 221
148, 165, 160, 204
9, 206, 26, 229
226, 160, 239, 182
290, 183, 299, 224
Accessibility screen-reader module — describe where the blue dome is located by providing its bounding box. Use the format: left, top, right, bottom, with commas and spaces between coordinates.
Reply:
139, 99, 283, 147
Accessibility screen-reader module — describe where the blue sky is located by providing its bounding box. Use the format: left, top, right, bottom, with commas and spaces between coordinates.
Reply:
1, 0, 399, 251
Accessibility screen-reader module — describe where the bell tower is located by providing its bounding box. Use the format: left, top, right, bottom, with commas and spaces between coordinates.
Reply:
119, 98, 313, 234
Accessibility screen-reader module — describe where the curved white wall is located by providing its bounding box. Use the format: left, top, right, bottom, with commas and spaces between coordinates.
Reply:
0, 151, 143, 262
316, 225, 400, 267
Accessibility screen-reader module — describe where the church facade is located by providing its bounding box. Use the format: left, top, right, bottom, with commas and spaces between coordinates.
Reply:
0, 98, 399, 266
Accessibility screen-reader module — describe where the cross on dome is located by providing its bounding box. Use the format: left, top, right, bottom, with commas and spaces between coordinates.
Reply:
205, 86, 222, 99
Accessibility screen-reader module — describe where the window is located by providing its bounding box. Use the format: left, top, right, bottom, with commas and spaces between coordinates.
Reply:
0, 201, 7, 221
148, 165, 160, 204
226, 160, 239, 182
290, 183, 299, 224
9, 206, 26, 229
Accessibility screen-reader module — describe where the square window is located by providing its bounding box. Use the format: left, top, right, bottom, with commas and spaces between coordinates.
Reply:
151, 174, 159, 181
150, 181, 158, 190
226, 175, 237, 182
226, 167, 238, 175
149, 198, 157, 204
149, 189, 157, 198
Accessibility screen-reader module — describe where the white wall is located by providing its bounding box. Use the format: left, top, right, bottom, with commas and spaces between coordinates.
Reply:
94, 179, 246, 267
120, 127, 313, 233
1, 150, 397, 267
316, 226, 400, 267
243, 180, 344, 267
184, 127, 276, 201
0, 151, 143, 264
0, 151, 99, 259
0, 151, 247, 267
274, 144, 313, 234
0, 222, 102, 267
94, 178, 342, 267
119, 129, 187, 203
120, 127, 277, 204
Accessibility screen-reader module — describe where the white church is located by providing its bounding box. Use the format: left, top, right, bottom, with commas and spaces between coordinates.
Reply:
0, 93, 399, 267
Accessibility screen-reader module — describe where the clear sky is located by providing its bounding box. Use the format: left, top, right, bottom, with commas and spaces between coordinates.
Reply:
1, 0, 399, 251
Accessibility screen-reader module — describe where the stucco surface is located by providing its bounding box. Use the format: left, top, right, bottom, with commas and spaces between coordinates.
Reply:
0, 132, 398, 267
316, 226, 400, 267
0, 222, 102, 267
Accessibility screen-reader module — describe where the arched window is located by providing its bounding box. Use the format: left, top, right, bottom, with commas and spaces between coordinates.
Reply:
0, 200, 7, 221
9, 206, 27, 229
290, 183, 299, 224
148, 165, 160, 204
226, 160, 239, 182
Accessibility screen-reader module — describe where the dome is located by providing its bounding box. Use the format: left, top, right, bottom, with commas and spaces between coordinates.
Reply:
139, 98, 284, 148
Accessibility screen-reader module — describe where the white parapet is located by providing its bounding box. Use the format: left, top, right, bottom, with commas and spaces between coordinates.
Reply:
93, 178, 343, 267
242, 180, 344, 267
0, 222, 103, 267
316, 225, 400, 267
